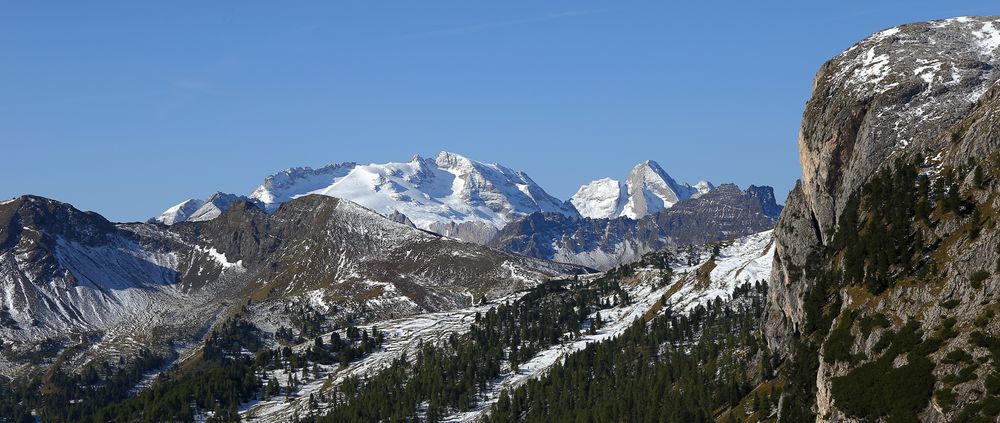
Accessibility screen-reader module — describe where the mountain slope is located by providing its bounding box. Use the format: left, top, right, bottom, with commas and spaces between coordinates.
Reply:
0, 194, 581, 380
243, 229, 775, 422
154, 192, 260, 225
764, 16, 1000, 422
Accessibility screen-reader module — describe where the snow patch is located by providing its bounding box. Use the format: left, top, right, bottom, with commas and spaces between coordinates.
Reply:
195, 246, 243, 269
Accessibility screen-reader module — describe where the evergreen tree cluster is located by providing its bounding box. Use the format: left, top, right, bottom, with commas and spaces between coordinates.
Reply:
485, 281, 771, 423
319, 277, 630, 422
0, 349, 163, 422
3, 311, 384, 422
835, 158, 926, 294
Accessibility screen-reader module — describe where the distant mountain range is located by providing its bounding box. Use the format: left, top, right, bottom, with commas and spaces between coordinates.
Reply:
154, 151, 779, 269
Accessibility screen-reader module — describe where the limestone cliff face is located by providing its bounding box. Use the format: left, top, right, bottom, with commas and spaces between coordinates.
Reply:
766, 16, 1000, 421
797, 17, 1000, 234
767, 16, 1000, 349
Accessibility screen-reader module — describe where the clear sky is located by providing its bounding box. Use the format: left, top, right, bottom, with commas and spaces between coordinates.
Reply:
2, 1, 996, 222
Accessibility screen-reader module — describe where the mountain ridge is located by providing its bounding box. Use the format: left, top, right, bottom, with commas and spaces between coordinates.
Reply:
492, 183, 781, 270
0, 193, 584, 380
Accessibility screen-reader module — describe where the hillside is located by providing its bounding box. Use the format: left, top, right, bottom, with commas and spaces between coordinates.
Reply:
0, 194, 579, 383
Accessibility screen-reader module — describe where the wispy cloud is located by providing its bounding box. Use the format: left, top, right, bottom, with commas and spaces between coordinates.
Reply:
402, 9, 602, 39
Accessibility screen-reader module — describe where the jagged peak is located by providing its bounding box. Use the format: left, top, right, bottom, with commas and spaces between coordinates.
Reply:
434, 151, 476, 171
204, 191, 237, 202
632, 159, 662, 171
694, 180, 714, 190
627, 160, 680, 187
263, 161, 358, 182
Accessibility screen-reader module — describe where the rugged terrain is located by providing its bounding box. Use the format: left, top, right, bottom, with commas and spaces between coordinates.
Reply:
0, 194, 579, 381
6, 14, 997, 423
241, 229, 775, 422
491, 183, 780, 270
765, 16, 1000, 422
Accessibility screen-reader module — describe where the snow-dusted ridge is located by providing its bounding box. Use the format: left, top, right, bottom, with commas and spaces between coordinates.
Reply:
155, 192, 259, 225
826, 16, 1000, 156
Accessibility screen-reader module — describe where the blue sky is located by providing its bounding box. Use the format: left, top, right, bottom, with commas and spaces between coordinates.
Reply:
2, 1, 995, 222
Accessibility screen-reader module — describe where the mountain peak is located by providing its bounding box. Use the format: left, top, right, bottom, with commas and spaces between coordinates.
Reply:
434, 151, 475, 171
633, 159, 662, 170
571, 161, 713, 220
154, 192, 259, 225
570, 178, 625, 219
155, 198, 205, 225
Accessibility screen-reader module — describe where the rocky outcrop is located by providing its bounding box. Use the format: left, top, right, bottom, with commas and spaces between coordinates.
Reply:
794, 17, 999, 237
765, 16, 1000, 422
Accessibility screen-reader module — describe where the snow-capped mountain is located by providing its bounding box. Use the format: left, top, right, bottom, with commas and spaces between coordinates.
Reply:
570, 160, 713, 219
155, 192, 258, 225
159, 152, 577, 243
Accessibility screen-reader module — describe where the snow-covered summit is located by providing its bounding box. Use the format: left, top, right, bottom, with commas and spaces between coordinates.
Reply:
156, 199, 204, 225
692, 180, 715, 198
159, 152, 577, 240
570, 160, 712, 219
154, 192, 255, 225
569, 178, 626, 220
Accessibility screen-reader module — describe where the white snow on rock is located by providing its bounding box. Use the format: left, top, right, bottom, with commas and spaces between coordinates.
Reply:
569, 178, 625, 220
571, 160, 712, 219
825, 16, 1000, 158
691, 180, 715, 198
158, 152, 576, 241
971, 20, 1000, 52
154, 192, 254, 225
156, 199, 205, 225
194, 245, 243, 270
676, 229, 774, 312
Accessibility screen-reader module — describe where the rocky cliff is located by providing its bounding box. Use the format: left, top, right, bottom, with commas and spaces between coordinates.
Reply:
765, 16, 1000, 422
